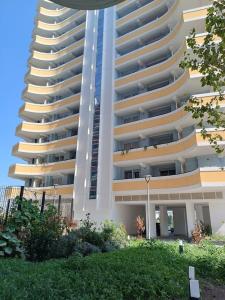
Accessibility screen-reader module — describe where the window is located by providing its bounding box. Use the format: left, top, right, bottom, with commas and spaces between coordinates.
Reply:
160, 169, 176, 176
125, 171, 133, 179
134, 170, 140, 178
124, 170, 140, 179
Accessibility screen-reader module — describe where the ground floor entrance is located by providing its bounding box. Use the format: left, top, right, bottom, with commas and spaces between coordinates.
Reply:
114, 202, 213, 238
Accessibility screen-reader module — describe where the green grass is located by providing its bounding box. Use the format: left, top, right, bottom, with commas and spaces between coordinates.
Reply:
0, 240, 224, 300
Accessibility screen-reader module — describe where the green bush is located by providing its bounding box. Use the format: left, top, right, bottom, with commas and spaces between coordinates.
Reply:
24, 205, 65, 261
0, 207, 4, 227
75, 215, 128, 253
8, 197, 40, 233
6, 205, 128, 261
76, 213, 104, 248
7, 198, 66, 261
74, 241, 101, 256
50, 231, 78, 258
101, 220, 128, 249
0, 227, 24, 258
47, 215, 128, 259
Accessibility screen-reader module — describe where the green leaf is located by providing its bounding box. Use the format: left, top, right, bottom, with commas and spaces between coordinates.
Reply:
1, 233, 12, 240
4, 247, 13, 255
0, 251, 4, 256
0, 240, 7, 247
16, 246, 23, 253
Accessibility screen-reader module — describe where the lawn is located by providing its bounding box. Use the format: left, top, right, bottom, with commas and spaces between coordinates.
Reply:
0, 240, 224, 300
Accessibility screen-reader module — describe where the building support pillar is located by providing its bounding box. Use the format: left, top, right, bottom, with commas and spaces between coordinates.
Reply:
160, 205, 169, 237
186, 202, 196, 237
146, 203, 156, 238
195, 204, 204, 223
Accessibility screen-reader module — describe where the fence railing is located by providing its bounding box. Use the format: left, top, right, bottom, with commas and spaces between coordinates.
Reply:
0, 186, 73, 225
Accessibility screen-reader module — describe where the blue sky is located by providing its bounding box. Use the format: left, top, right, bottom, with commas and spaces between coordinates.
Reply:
0, 0, 37, 186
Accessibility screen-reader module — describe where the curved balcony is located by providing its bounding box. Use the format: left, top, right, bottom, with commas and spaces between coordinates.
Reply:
20, 94, 80, 118
191, 33, 221, 47
116, 19, 182, 67
37, 11, 86, 32
116, 0, 164, 29
12, 136, 77, 158
34, 23, 85, 47
114, 130, 225, 166
39, 6, 70, 18
23, 74, 82, 102
28, 55, 83, 80
32, 39, 84, 63
40, 0, 62, 9
115, 104, 190, 139
28, 184, 74, 198
114, 70, 203, 113
16, 114, 79, 138
117, 0, 140, 13
115, 93, 224, 137
115, 44, 185, 89
116, 0, 179, 47
183, 6, 209, 22
9, 159, 75, 178
113, 168, 225, 193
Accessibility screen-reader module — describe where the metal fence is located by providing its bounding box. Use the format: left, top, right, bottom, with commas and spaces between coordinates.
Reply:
0, 186, 73, 225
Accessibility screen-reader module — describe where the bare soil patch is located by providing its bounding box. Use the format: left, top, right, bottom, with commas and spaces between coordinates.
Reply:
201, 281, 225, 300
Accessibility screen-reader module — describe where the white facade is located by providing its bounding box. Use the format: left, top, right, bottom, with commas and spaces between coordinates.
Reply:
73, 0, 225, 238
10, 0, 225, 237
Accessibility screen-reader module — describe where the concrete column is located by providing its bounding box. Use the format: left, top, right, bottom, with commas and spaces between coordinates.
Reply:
186, 202, 196, 237
160, 205, 169, 237
32, 179, 38, 188
195, 204, 204, 223
173, 207, 187, 236
146, 203, 156, 238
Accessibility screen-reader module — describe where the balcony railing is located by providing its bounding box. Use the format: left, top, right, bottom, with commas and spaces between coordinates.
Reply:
116, 0, 152, 19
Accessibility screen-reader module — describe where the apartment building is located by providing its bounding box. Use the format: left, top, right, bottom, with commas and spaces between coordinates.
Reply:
9, 0, 225, 237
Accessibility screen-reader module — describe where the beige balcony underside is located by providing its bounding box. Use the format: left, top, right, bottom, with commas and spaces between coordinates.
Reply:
114, 131, 225, 164
9, 159, 76, 177
113, 169, 225, 192
13, 136, 77, 158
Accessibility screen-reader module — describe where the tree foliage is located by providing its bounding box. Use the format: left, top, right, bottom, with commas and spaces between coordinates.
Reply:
180, 0, 225, 153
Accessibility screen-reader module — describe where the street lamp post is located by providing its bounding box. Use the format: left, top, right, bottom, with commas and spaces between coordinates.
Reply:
145, 174, 152, 240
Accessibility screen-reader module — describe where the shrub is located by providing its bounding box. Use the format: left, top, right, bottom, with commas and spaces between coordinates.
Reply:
7, 197, 66, 261
192, 223, 203, 243
49, 216, 128, 258
8, 197, 40, 233
101, 240, 118, 253
136, 216, 145, 238
101, 220, 128, 249
0, 207, 4, 228
76, 213, 105, 249
201, 223, 212, 236
0, 227, 24, 258
6, 205, 128, 260
76, 216, 128, 253
192, 222, 212, 243
74, 241, 101, 256
50, 231, 78, 258
24, 205, 66, 261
